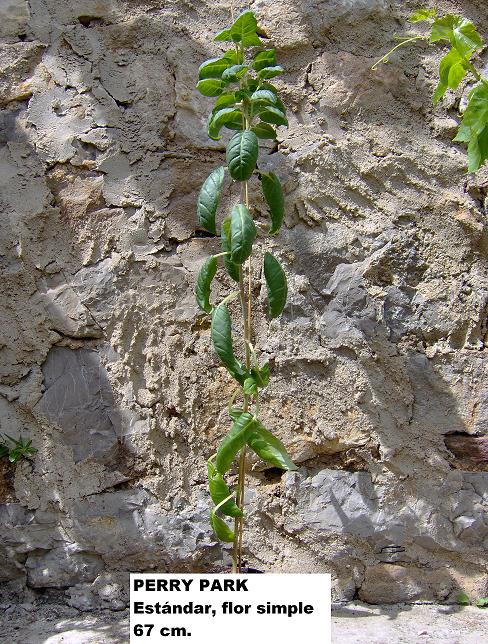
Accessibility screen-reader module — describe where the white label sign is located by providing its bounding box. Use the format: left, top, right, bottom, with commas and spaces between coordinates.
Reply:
130, 573, 331, 643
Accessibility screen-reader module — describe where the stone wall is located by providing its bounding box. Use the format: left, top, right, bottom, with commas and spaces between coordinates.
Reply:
0, 0, 487, 606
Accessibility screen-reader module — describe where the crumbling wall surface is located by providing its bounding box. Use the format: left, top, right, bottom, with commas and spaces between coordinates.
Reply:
0, 0, 487, 606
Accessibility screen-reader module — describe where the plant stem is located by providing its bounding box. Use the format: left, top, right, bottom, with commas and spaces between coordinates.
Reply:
231, 64, 252, 574
371, 35, 427, 70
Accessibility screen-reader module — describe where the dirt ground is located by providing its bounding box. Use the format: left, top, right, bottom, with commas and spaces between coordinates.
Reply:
0, 602, 486, 643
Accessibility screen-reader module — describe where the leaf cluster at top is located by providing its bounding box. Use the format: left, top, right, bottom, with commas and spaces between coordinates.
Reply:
196, 10, 287, 141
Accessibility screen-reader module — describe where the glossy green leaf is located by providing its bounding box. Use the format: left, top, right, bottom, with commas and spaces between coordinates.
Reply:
261, 171, 284, 235
229, 10, 262, 47
430, 15, 483, 58
214, 92, 237, 110
207, 460, 243, 517
198, 52, 238, 80
453, 83, 488, 172
229, 407, 244, 421
208, 107, 243, 140
214, 28, 233, 42
243, 377, 258, 396
258, 105, 288, 126
263, 252, 287, 318
210, 511, 235, 542
220, 217, 240, 282
433, 48, 468, 104
247, 422, 297, 471
226, 131, 259, 181
222, 65, 248, 83
216, 412, 256, 474
253, 49, 276, 71
211, 304, 246, 382
230, 204, 256, 264
409, 8, 436, 23
197, 166, 225, 234
464, 124, 488, 173
195, 256, 217, 314
196, 79, 226, 97
257, 65, 284, 80
251, 89, 277, 105
251, 362, 270, 387
260, 83, 286, 111
252, 122, 277, 139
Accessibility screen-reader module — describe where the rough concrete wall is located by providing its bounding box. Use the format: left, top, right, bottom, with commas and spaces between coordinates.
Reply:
0, 0, 487, 607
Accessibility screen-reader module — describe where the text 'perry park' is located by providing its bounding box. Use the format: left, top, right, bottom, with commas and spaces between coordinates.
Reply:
133, 578, 249, 592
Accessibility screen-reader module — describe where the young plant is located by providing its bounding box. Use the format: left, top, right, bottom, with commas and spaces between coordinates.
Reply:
373, 8, 488, 172
0, 434, 37, 463
456, 592, 488, 608
195, 9, 297, 573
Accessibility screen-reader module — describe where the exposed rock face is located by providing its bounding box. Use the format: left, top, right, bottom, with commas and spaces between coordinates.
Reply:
0, 0, 486, 605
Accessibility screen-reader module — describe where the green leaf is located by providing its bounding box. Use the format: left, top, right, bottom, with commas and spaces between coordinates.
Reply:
197, 166, 225, 234
433, 48, 468, 104
251, 362, 270, 387
230, 204, 256, 264
216, 412, 256, 474
409, 8, 436, 23
220, 217, 240, 282
196, 79, 226, 97
252, 122, 277, 139
475, 597, 488, 608
263, 252, 287, 318
466, 124, 488, 173
210, 511, 235, 542
455, 83, 488, 136
214, 91, 237, 110
228, 10, 262, 47
208, 107, 243, 140
430, 15, 483, 59
0, 444, 9, 458
229, 407, 244, 421
207, 460, 243, 517
250, 89, 278, 105
453, 83, 488, 172
214, 28, 233, 42
223, 116, 245, 131
257, 65, 284, 80
198, 52, 238, 80
211, 304, 246, 382
222, 65, 249, 83
226, 131, 259, 181
261, 171, 284, 235
195, 256, 218, 314
243, 377, 258, 396
257, 106, 288, 127
247, 422, 297, 471
253, 49, 277, 71
456, 593, 470, 605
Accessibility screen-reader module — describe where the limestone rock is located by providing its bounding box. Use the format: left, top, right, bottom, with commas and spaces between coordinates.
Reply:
35, 347, 119, 463
359, 564, 454, 604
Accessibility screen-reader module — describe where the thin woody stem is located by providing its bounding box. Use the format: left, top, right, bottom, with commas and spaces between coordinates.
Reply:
232, 49, 253, 574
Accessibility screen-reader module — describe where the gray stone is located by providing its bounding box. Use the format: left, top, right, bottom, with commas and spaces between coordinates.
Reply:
26, 548, 105, 588
35, 347, 119, 463
285, 468, 488, 553
0, 1, 29, 39
359, 564, 454, 604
